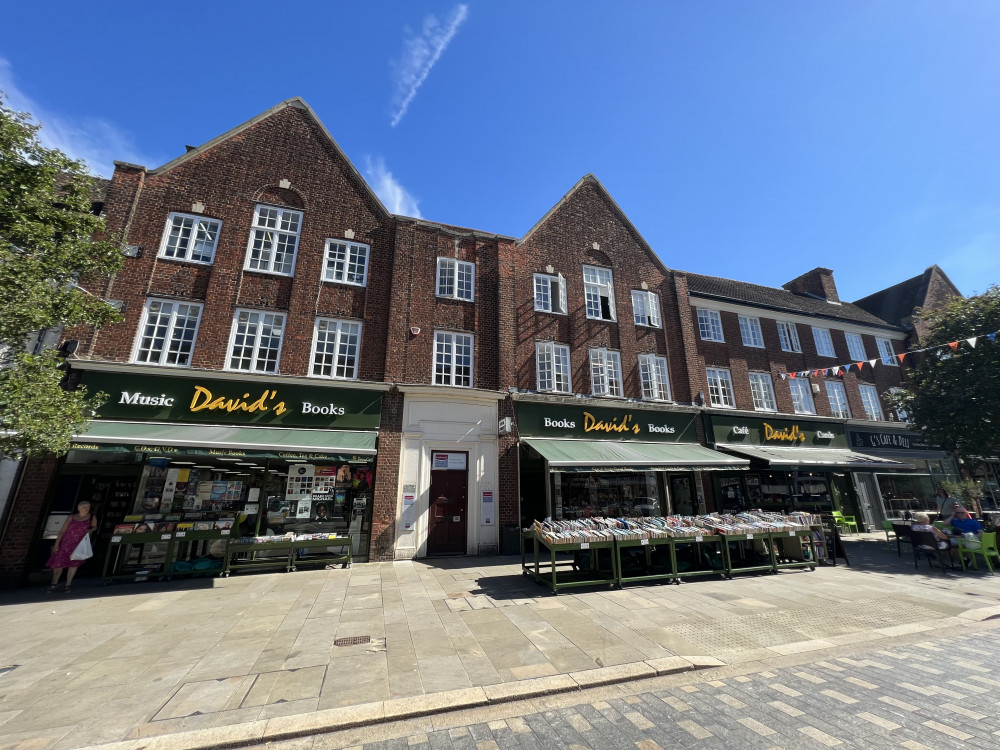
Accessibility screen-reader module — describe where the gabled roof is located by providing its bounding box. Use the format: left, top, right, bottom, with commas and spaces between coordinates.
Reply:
685, 272, 903, 330
518, 174, 670, 276
125, 97, 390, 217
853, 265, 962, 326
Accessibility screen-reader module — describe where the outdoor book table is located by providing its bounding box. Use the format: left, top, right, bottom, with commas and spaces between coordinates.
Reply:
102, 530, 179, 583
169, 528, 230, 577
616, 533, 676, 587
719, 532, 776, 578
522, 532, 617, 594
670, 534, 727, 581
223, 535, 352, 576
771, 528, 818, 572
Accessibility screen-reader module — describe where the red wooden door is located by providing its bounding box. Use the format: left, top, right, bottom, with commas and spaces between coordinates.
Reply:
427, 468, 468, 555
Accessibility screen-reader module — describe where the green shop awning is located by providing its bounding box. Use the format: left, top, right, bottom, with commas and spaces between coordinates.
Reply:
716, 444, 913, 470
523, 438, 749, 473
71, 421, 377, 461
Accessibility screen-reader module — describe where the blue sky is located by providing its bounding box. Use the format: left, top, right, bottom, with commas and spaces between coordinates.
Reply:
3, 2, 998, 302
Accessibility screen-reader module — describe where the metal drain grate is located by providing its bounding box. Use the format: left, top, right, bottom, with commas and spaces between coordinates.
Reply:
334, 635, 371, 647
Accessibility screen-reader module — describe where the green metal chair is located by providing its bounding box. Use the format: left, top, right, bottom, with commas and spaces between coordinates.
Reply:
832, 511, 859, 535
880, 519, 896, 552
957, 532, 1000, 575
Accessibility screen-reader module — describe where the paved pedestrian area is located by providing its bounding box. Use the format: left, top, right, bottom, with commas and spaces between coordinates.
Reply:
1, 535, 1000, 749
310, 626, 1000, 750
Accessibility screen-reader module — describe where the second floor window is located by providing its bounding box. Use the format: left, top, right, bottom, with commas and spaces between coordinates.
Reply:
697, 309, 724, 342
859, 384, 885, 421
536, 341, 571, 393
311, 318, 361, 379
534, 273, 567, 314
706, 367, 735, 407
789, 378, 815, 414
876, 337, 898, 366
739, 315, 764, 348
583, 265, 615, 321
845, 332, 866, 361
160, 213, 221, 264
246, 205, 301, 275
436, 258, 475, 301
812, 327, 836, 357
776, 321, 801, 352
589, 348, 623, 397
631, 290, 661, 327
825, 380, 851, 419
228, 309, 284, 373
323, 240, 369, 286
638, 354, 671, 401
133, 298, 203, 367
748, 372, 777, 411
433, 331, 474, 387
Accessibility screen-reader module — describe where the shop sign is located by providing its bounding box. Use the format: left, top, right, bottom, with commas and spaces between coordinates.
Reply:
710, 416, 848, 448
481, 490, 495, 526
516, 402, 697, 443
80, 371, 382, 429
66, 441, 371, 462
848, 428, 939, 452
432, 452, 467, 470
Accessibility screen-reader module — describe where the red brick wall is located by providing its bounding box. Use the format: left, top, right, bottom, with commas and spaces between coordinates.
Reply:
0, 457, 59, 588
370, 388, 403, 561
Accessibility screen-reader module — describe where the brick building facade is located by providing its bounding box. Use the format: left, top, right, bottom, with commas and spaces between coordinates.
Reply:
0, 98, 953, 586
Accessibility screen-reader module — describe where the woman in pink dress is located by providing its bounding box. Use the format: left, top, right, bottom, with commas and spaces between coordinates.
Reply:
46, 500, 97, 593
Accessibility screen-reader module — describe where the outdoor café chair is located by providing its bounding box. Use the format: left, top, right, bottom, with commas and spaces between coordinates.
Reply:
832, 511, 859, 535
910, 529, 952, 571
957, 531, 1000, 575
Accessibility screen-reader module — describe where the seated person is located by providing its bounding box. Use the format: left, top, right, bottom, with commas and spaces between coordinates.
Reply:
949, 507, 984, 539
911, 512, 949, 550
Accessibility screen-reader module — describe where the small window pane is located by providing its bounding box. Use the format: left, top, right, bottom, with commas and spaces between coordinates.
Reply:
739, 316, 764, 348
706, 368, 735, 407
749, 372, 776, 411
698, 309, 724, 342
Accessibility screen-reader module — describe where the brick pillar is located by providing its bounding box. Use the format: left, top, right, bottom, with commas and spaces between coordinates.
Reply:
0, 456, 59, 588
369, 388, 403, 561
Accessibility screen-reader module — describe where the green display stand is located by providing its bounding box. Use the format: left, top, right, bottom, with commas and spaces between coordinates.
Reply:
223, 536, 352, 576
670, 535, 728, 581
102, 531, 178, 583
522, 534, 617, 594
615, 536, 675, 587
720, 532, 776, 577
771, 529, 818, 572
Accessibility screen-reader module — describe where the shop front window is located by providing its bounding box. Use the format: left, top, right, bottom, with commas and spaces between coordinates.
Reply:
552, 472, 663, 520
791, 473, 832, 513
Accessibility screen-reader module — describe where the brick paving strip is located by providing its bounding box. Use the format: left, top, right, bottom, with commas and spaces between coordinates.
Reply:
2, 537, 1000, 750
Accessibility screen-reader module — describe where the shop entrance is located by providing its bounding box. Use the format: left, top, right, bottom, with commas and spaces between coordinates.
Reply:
427, 452, 468, 555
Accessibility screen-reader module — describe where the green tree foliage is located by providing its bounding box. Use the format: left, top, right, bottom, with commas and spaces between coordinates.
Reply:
0, 93, 123, 459
889, 286, 1000, 460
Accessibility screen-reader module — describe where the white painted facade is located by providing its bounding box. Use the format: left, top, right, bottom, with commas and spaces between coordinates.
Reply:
393, 387, 501, 559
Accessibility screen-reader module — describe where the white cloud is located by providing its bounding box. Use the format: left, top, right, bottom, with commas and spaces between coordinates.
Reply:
390, 4, 469, 127
0, 58, 158, 177
365, 156, 421, 217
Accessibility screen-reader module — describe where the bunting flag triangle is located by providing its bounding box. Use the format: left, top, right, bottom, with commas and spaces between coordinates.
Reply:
856, 361, 865, 371
779, 373, 787, 380
948, 341, 959, 351
897, 352, 907, 363
788, 372, 796, 379
833, 367, 841, 376
822, 368, 829, 376
989, 332, 997, 343
967, 337, 977, 348
868, 358, 878, 368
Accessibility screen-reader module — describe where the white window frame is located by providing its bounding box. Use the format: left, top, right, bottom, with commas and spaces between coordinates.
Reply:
706, 367, 736, 408
812, 327, 836, 358
534, 272, 567, 314
738, 315, 764, 348
638, 354, 671, 401
697, 308, 725, 342
158, 212, 221, 264
583, 265, 616, 321
776, 321, 801, 353
859, 384, 885, 421
825, 380, 851, 419
433, 330, 474, 387
631, 290, 661, 328
589, 348, 623, 397
131, 298, 204, 367
748, 372, 777, 412
789, 378, 816, 414
310, 318, 362, 380
226, 308, 285, 374
245, 204, 302, 276
876, 338, 898, 366
845, 332, 866, 361
536, 341, 572, 394
436, 258, 475, 301
323, 239, 369, 287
